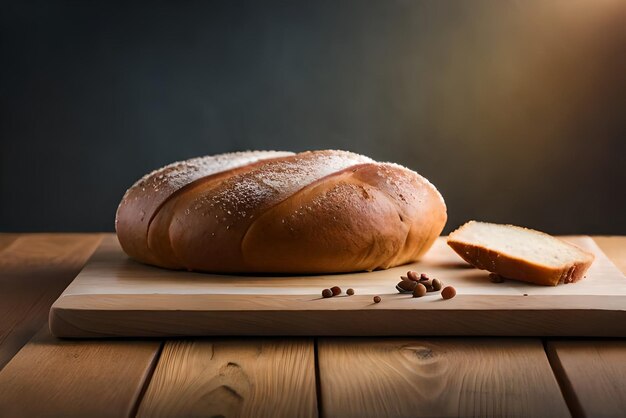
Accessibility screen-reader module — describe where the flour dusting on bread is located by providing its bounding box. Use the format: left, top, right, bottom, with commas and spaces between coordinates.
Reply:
116, 150, 447, 273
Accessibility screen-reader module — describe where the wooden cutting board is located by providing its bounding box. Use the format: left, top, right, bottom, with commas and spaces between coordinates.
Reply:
50, 235, 626, 338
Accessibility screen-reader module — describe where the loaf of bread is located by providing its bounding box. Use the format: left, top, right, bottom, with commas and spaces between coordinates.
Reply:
447, 221, 594, 286
116, 150, 447, 273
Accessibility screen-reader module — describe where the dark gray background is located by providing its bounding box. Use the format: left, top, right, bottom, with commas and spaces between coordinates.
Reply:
1, 0, 625, 234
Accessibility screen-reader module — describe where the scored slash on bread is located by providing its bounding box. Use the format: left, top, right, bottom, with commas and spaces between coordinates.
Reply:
447, 221, 595, 286
116, 150, 447, 274
115, 151, 294, 267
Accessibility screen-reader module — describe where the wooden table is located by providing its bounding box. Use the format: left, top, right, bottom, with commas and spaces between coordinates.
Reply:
0, 234, 624, 417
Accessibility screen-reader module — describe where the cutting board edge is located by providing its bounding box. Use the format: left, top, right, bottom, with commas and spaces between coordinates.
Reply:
49, 303, 626, 338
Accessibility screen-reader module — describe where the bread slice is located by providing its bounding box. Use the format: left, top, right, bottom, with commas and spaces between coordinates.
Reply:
447, 221, 595, 286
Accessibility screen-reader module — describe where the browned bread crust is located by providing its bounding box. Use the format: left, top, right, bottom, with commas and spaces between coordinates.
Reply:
116, 150, 447, 273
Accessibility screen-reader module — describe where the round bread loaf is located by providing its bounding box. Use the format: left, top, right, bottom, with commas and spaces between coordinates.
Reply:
116, 150, 447, 273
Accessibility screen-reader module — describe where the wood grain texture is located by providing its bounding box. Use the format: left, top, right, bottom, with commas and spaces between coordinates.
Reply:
547, 238, 626, 417
318, 338, 570, 418
51, 294, 626, 338
50, 235, 626, 337
0, 233, 102, 370
0, 233, 19, 252
594, 236, 626, 274
0, 327, 161, 417
137, 339, 317, 418
547, 340, 626, 418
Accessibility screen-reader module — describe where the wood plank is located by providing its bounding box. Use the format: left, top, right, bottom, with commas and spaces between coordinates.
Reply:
0, 327, 161, 417
137, 339, 318, 417
0, 233, 19, 252
593, 236, 626, 274
542, 237, 626, 416
545, 237, 626, 417
50, 235, 626, 338
547, 341, 626, 418
0, 233, 103, 371
318, 338, 570, 418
